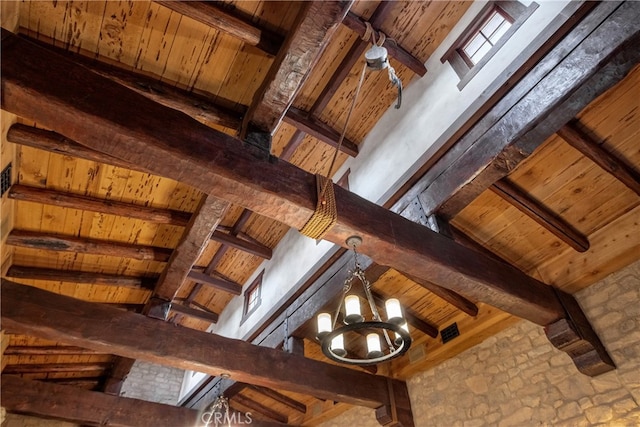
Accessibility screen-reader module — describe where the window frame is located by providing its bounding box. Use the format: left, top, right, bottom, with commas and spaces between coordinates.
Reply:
240, 269, 264, 324
441, 1, 539, 90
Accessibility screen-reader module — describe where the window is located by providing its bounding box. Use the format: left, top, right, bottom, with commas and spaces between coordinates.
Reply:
241, 269, 263, 323
441, 1, 538, 90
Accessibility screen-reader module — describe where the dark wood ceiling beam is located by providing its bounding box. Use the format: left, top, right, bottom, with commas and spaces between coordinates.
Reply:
5, 265, 155, 290
211, 230, 272, 259
248, 384, 307, 414
9, 184, 191, 227
2, 375, 200, 427
370, 291, 438, 338
4, 346, 103, 356
243, 1, 353, 134
415, 1, 640, 220
233, 394, 288, 424
148, 299, 220, 324
341, 11, 427, 76
154, 1, 282, 56
151, 195, 230, 303
490, 179, 590, 252
283, 107, 359, 157
1, 29, 614, 374
279, 2, 395, 160
6, 230, 173, 262
1, 280, 408, 409
7, 124, 145, 172
557, 121, 640, 196
8, 135, 271, 259
187, 270, 242, 296
22, 37, 245, 130
3, 362, 110, 374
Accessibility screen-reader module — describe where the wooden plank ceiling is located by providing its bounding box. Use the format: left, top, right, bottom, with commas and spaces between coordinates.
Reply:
1, 0, 639, 425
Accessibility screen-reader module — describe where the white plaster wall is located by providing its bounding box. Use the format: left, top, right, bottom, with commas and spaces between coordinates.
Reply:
182, 0, 572, 397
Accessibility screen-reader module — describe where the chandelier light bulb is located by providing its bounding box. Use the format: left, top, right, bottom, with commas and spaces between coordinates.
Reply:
385, 298, 404, 325
331, 334, 347, 357
366, 333, 384, 359
344, 295, 364, 324
316, 312, 332, 340
394, 322, 410, 347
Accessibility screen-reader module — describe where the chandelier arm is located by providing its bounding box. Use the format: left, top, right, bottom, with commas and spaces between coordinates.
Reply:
362, 276, 395, 350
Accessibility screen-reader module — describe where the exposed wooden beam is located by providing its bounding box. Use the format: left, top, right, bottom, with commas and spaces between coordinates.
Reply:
6, 230, 173, 262
341, 11, 427, 76
1, 280, 408, 409
148, 298, 219, 324
3, 362, 110, 374
233, 394, 288, 424
9, 184, 191, 226
0, 30, 613, 371
23, 37, 245, 130
7, 123, 146, 172
283, 107, 359, 157
155, 1, 282, 56
279, 130, 306, 161
371, 291, 438, 338
187, 270, 242, 296
557, 121, 640, 196
6, 265, 155, 289
2, 375, 200, 427
41, 377, 101, 388
248, 384, 307, 414
4, 346, 103, 356
279, 1, 395, 159
490, 179, 590, 252
151, 195, 230, 303
1, 330, 10, 371
211, 230, 272, 259
243, 1, 353, 134
415, 2, 640, 219
102, 358, 136, 396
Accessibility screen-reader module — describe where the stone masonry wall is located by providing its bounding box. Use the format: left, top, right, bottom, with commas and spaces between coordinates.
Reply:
120, 360, 184, 405
320, 260, 640, 426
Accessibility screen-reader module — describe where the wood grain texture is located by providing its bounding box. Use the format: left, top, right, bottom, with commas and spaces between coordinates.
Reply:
5, 265, 155, 289
155, 1, 282, 56
244, 1, 353, 133
152, 195, 230, 302
1, 31, 567, 326
7, 230, 173, 262
1, 279, 401, 408
1, 375, 200, 427
284, 107, 359, 157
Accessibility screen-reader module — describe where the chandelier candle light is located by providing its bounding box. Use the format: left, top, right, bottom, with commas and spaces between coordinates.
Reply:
316, 236, 412, 365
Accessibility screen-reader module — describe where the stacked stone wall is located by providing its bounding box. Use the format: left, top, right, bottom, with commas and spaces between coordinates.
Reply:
321, 260, 640, 426
120, 360, 184, 405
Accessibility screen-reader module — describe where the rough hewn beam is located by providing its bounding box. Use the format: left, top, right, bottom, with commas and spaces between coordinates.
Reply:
243, 1, 353, 134
341, 11, 427, 76
6, 230, 172, 262
3, 362, 109, 374
211, 230, 272, 259
557, 121, 640, 196
0, 29, 600, 327
6, 265, 155, 289
416, 2, 640, 219
155, 1, 282, 56
490, 179, 590, 252
249, 384, 307, 414
1, 280, 403, 408
9, 184, 191, 227
2, 375, 200, 427
148, 298, 219, 324
283, 107, 359, 157
4, 346, 103, 356
152, 195, 230, 303
233, 394, 288, 424
187, 270, 242, 295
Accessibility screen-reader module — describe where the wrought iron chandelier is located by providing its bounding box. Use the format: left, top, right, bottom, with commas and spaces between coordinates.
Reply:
316, 236, 411, 365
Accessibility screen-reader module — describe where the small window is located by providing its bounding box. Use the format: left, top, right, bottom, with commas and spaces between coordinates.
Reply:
441, 1, 538, 90
241, 270, 263, 324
